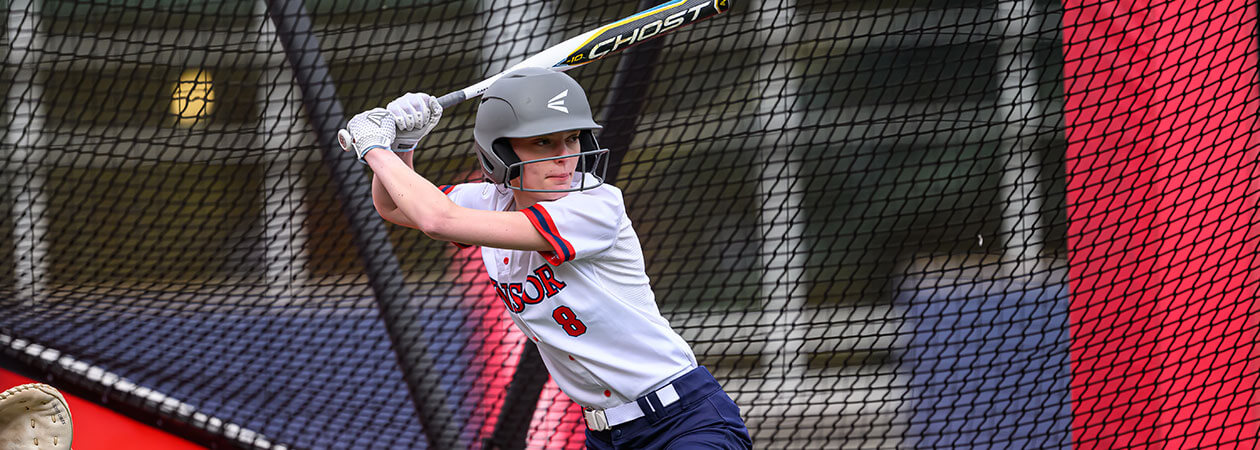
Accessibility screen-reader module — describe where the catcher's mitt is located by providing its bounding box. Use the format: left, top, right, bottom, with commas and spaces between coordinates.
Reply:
0, 383, 73, 450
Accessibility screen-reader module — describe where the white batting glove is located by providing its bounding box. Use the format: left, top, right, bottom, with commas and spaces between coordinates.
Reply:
339, 108, 396, 162
386, 93, 443, 152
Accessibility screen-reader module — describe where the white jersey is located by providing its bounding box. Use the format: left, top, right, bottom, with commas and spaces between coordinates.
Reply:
440, 173, 698, 409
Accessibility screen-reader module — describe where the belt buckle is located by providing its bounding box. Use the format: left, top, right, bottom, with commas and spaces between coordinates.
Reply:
583, 408, 610, 431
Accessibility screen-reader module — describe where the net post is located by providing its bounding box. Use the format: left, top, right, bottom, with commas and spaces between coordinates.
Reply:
262, 0, 457, 448
482, 342, 550, 450
593, 6, 666, 185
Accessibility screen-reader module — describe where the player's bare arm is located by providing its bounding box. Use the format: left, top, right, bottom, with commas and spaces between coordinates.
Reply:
369, 150, 415, 228
341, 99, 551, 252
368, 93, 428, 228
364, 149, 551, 252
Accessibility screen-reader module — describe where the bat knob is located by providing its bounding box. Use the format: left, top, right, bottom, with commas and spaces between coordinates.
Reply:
337, 128, 353, 151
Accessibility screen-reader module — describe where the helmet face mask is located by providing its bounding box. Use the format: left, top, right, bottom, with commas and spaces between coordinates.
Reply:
473, 67, 608, 193
502, 146, 610, 193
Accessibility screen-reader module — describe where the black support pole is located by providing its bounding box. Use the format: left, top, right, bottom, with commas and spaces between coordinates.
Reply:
481, 341, 551, 449
483, 2, 668, 448
594, 18, 666, 185
263, 1, 457, 448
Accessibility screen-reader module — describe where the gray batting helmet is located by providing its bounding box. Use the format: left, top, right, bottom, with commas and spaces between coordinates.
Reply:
473, 67, 608, 192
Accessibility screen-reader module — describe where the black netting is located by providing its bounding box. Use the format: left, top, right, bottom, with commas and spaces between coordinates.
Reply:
2, 0, 1258, 449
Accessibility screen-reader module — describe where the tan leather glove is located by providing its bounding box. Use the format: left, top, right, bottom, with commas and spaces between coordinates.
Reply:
0, 383, 73, 450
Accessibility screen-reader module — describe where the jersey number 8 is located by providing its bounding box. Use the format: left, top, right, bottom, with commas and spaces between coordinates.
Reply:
552, 306, 587, 336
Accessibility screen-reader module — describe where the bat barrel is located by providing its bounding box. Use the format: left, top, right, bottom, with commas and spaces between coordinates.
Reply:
400, 0, 729, 113
554, 0, 729, 69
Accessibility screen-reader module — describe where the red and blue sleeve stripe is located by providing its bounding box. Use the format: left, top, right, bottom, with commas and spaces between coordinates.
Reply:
522, 205, 575, 265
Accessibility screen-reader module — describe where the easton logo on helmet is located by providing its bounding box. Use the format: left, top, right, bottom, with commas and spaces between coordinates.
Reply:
547, 90, 569, 113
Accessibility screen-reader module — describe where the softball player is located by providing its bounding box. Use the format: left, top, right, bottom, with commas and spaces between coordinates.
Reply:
340, 67, 751, 449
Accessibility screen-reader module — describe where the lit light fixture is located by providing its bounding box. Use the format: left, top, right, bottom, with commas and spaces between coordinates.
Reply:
171, 69, 214, 128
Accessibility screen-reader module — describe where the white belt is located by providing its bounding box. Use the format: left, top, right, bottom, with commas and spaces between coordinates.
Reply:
583, 384, 681, 431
